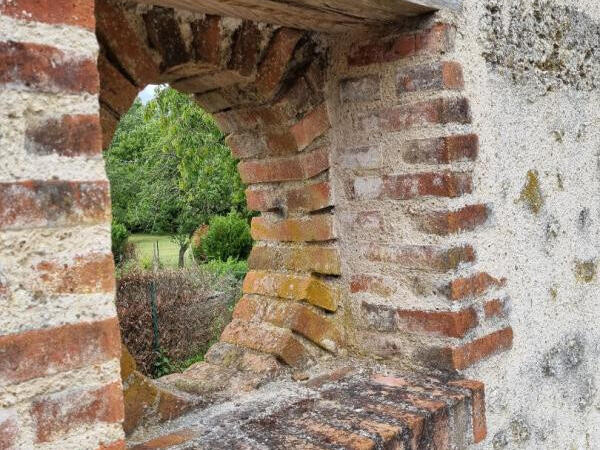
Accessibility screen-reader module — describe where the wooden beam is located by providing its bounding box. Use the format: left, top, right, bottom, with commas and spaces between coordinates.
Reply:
135, 0, 461, 33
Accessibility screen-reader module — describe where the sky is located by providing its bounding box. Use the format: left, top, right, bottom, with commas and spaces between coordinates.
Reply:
137, 84, 163, 104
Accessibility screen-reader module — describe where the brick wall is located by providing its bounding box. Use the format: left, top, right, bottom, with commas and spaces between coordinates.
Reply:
329, 18, 513, 371
0, 1, 125, 448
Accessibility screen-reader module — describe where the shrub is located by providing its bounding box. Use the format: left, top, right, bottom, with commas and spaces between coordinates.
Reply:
204, 257, 248, 281
201, 212, 252, 262
115, 266, 242, 376
111, 220, 129, 263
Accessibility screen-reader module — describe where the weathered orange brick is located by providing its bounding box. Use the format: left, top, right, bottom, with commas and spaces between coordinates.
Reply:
251, 215, 335, 242
296, 419, 376, 449
0, 318, 121, 384
403, 134, 479, 164
366, 244, 475, 272
96, 0, 160, 86
267, 103, 330, 154
397, 61, 463, 93
233, 295, 343, 352
350, 274, 395, 297
25, 114, 102, 157
0, 409, 18, 450
348, 23, 454, 66
0, 0, 95, 30
248, 245, 341, 275
442, 327, 514, 370
98, 440, 126, 450
0, 180, 111, 230
396, 308, 478, 338
484, 298, 506, 319
247, 181, 332, 213
130, 429, 197, 450
99, 55, 139, 116
448, 379, 487, 443
448, 272, 506, 301
35, 252, 115, 294
376, 98, 471, 131
142, 7, 189, 73
255, 28, 305, 99
0, 42, 98, 94
221, 319, 310, 366
31, 381, 124, 443
417, 204, 489, 235
195, 89, 232, 114
243, 270, 339, 311
238, 146, 329, 184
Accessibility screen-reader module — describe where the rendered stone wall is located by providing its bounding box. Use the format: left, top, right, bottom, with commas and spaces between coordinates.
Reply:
447, 0, 600, 448
0, 1, 125, 449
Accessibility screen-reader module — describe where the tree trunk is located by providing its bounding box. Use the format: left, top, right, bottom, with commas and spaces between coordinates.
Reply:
178, 242, 189, 268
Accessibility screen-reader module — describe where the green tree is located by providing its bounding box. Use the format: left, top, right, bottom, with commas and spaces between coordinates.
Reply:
104, 87, 247, 267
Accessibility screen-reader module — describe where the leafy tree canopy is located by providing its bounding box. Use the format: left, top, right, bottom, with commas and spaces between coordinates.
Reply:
104, 87, 248, 265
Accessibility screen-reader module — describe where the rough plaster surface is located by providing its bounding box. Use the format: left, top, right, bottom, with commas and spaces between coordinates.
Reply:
450, 0, 600, 447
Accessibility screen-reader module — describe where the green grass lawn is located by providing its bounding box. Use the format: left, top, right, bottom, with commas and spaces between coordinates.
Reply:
128, 234, 192, 268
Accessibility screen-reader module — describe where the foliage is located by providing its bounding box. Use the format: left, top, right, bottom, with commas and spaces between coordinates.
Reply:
116, 265, 242, 376
204, 257, 249, 281
111, 220, 129, 263
104, 87, 248, 267
201, 212, 253, 262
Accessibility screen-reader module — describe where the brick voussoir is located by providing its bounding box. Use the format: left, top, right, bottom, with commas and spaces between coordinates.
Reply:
238, 146, 329, 184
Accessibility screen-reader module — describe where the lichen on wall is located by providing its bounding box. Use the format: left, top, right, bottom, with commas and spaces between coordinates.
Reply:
480, 0, 600, 91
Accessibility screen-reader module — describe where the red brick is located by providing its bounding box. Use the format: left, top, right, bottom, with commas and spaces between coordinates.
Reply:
350, 274, 395, 297
0, 318, 121, 384
130, 429, 197, 450
442, 327, 514, 370
0, 180, 111, 230
396, 308, 478, 338
25, 114, 102, 157
233, 296, 343, 352
242, 270, 339, 311
195, 89, 233, 114
295, 419, 376, 449
100, 107, 119, 149
142, 8, 189, 73
377, 98, 471, 131
348, 24, 454, 66
403, 134, 479, 164
287, 181, 332, 212
238, 147, 329, 184
0, 0, 95, 30
221, 319, 310, 366
31, 381, 123, 443
484, 299, 506, 319
96, 0, 160, 86
98, 440, 126, 450
397, 61, 463, 93
382, 172, 472, 200
191, 15, 222, 66
266, 104, 329, 154
448, 272, 506, 301
366, 244, 475, 272
248, 245, 341, 275
448, 379, 487, 443
225, 133, 265, 159
229, 20, 261, 76
417, 204, 489, 235
99, 55, 139, 116
255, 28, 305, 99
251, 215, 335, 242
0, 41, 98, 94
0, 409, 18, 450
35, 252, 115, 294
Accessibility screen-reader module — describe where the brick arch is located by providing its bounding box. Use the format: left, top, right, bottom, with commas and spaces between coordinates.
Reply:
97, 0, 343, 370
